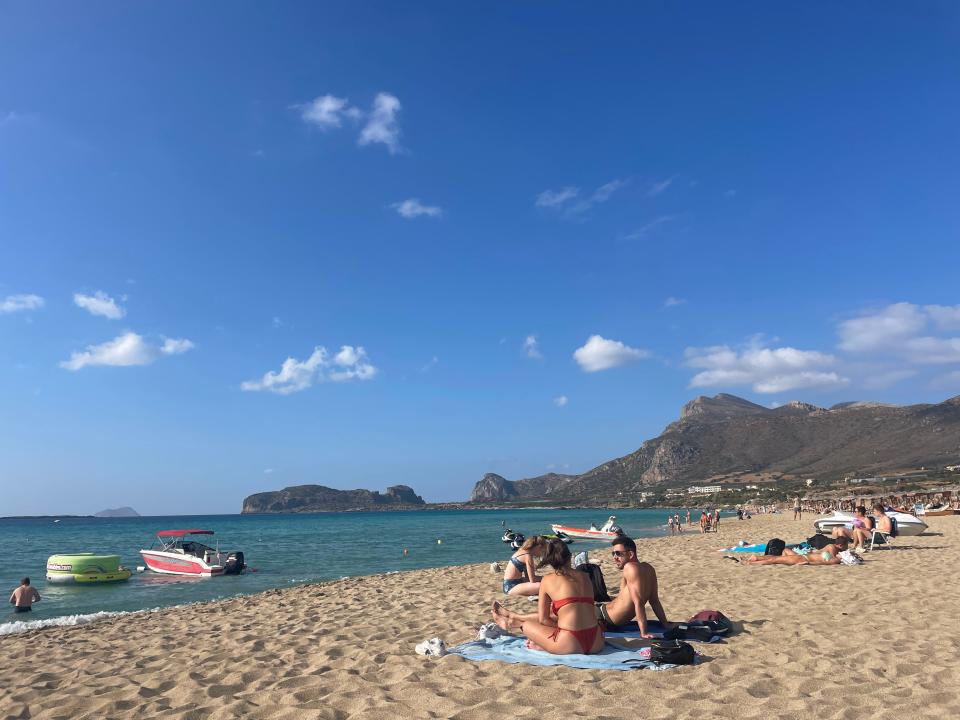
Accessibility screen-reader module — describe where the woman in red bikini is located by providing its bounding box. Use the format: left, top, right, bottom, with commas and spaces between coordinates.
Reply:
491, 538, 604, 655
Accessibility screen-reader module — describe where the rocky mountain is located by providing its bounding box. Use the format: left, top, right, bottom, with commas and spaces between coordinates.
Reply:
468, 394, 960, 504
242, 484, 425, 514
469, 472, 577, 502
94, 506, 140, 517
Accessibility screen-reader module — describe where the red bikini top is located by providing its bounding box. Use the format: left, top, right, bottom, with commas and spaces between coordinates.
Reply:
550, 596, 594, 616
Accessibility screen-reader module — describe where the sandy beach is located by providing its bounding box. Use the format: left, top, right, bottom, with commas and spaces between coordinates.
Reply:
2, 513, 959, 719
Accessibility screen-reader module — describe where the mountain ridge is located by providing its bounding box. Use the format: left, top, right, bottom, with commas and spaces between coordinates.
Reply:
469, 394, 960, 504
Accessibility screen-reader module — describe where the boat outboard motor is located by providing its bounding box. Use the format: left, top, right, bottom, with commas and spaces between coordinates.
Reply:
510, 533, 526, 550
609, 525, 624, 536
223, 551, 245, 575
501, 529, 517, 544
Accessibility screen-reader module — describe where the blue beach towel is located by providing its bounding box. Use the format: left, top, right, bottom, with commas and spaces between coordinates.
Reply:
447, 635, 693, 671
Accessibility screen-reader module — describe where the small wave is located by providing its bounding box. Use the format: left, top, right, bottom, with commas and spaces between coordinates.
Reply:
0, 610, 128, 636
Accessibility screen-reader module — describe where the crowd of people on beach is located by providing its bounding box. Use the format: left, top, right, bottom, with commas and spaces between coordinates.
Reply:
491, 498, 906, 656
666, 509, 722, 535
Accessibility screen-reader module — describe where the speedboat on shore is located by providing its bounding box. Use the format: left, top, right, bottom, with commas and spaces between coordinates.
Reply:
140, 529, 246, 576
813, 510, 928, 536
550, 515, 623, 541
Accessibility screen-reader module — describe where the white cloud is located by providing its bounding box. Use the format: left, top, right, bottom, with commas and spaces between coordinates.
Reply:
358, 93, 402, 154
838, 303, 926, 352
420, 355, 439, 373
73, 291, 125, 319
300, 95, 352, 129
0, 294, 44, 314
903, 336, 960, 364
663, 296, 686, 308
391, 198, 442, 219
61, 332, 193, 371
535, 187, 579, 208
241, 345, 377, 395
272, 316, 282, 328
684, 343, 847, 394
624, 215, 674, 240
538, 179, 627, 217
924, 304, 960, 332
590, 179, 628, 203
264, 468, 274, 474
647, 176, 675, 197
553, 395, 568, 407
838, 303, 960, 364
523, 334, 542, 359
160, 337, 194, 355
573, 335, 649, 373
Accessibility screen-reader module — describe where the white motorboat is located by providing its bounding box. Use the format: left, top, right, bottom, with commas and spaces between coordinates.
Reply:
140, 529, 246, 576
550, 515, 623, 540
813, 510, 928, 536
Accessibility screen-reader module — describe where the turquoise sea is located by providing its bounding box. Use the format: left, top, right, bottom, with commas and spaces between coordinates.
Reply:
0, 508, 686, 633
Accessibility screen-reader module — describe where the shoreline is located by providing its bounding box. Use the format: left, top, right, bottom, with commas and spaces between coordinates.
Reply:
3, 514, 959, 718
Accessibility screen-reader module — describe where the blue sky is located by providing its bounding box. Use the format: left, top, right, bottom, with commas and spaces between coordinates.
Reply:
2, 3, 959, 515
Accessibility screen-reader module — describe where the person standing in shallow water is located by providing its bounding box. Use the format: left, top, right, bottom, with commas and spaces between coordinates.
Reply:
9, 577, 40, 613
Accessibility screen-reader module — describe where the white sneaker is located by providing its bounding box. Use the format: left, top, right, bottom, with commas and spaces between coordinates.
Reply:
476, 623, 504, 640
415, 638, 447, 656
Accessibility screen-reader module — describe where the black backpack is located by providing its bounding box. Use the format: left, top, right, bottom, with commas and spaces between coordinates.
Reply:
650, 639, 696, 665
806, 534, 834, 550
662, 624, 717, 642
578, 563, 611, 602
764, 538, 786, 556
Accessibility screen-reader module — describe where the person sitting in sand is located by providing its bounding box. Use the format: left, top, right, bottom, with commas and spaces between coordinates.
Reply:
502, 535, 548, 597
491, 538, 605, 655
831, 506, 874, 550
9, 577, 40, 613
742, 537, 850, 566
594, 536, 673, 638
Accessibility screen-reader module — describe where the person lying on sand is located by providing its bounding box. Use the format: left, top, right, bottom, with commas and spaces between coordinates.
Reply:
596, 536, 673, 638
491, 538, 605, 655
742, 536, 850, 566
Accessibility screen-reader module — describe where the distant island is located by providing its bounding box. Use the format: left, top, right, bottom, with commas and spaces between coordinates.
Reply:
242, 484, 425, 513
94, 506, 141, 518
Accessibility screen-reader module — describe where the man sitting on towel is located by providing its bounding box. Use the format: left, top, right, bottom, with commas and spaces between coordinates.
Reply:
597, 536, 674, 639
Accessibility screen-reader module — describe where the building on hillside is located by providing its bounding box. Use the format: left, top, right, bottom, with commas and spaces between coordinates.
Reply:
687, 485, 722, 495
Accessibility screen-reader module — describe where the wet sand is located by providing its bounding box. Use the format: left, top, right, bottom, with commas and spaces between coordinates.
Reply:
2, 513, 959, 719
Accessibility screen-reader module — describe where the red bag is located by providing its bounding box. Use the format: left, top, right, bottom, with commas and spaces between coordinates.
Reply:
689, 610, 725, 622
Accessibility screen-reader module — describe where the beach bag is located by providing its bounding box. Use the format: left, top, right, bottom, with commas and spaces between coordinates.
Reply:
650, 639, 696, 666
889, 516, 899, 538
764, 538, 786, 556
578, 563, 611, 602
837, 550, 864, 566
806, 534, 834, 550
662, 624, 717, 643
688, 610, 733, 635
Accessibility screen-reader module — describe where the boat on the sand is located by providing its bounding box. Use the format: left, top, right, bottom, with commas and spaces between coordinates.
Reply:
140, 529, 246, 576
550, 515, 623, 540
813, 510, 928, 536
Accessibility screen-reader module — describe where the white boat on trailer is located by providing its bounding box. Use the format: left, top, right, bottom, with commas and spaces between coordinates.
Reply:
140, 529, 246, 576
550, 515, 624, 541
813, 510, 928, 537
